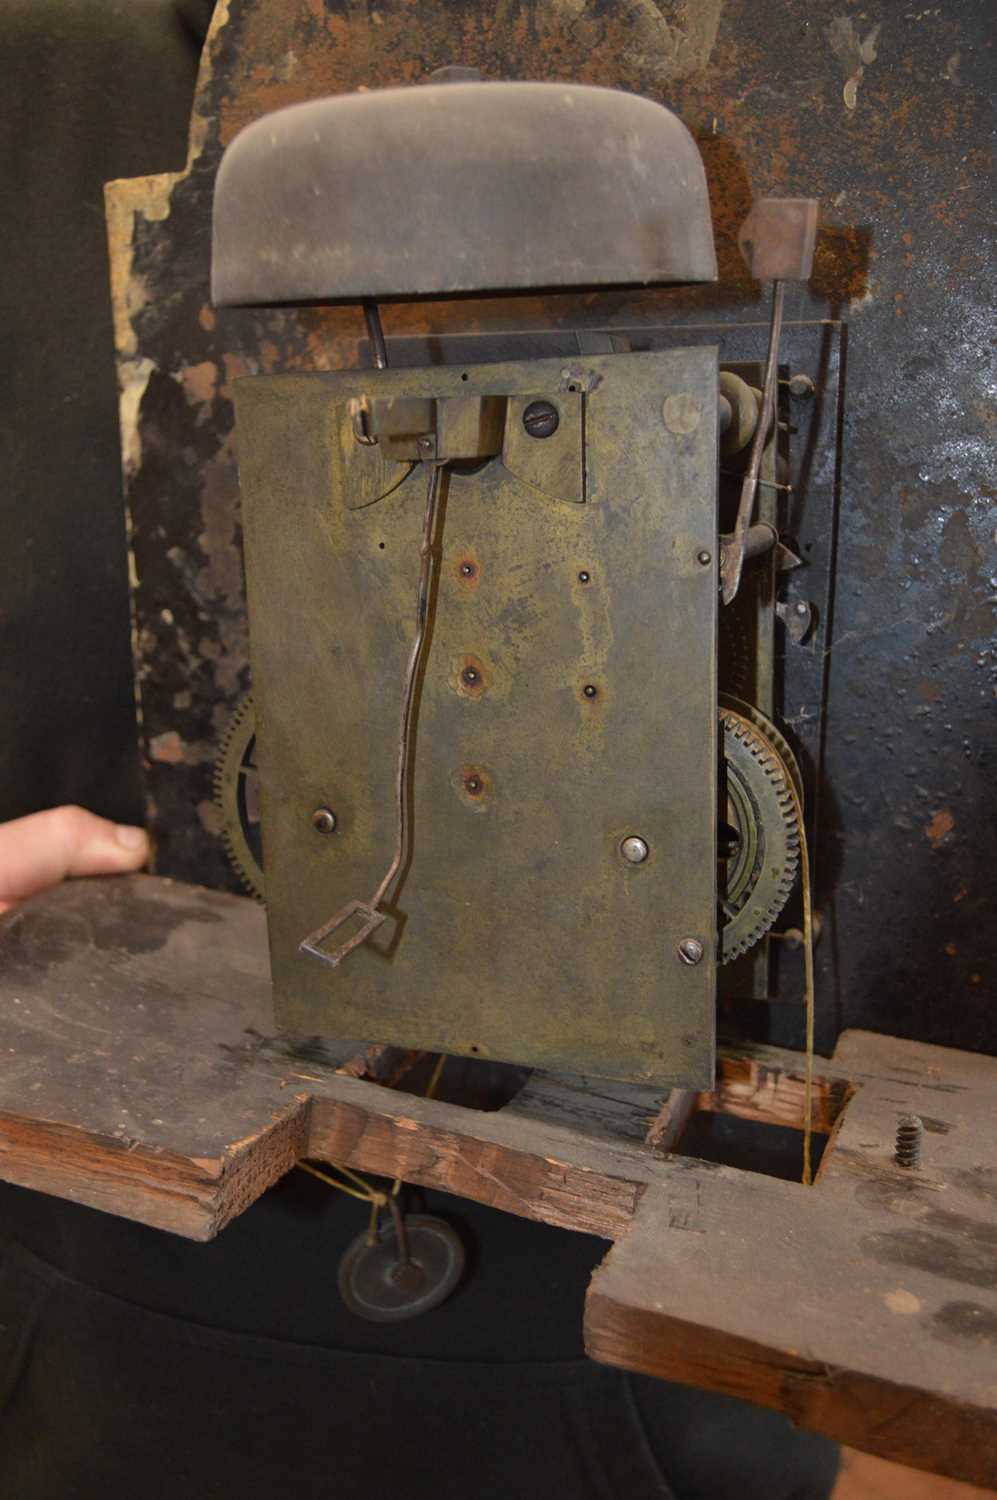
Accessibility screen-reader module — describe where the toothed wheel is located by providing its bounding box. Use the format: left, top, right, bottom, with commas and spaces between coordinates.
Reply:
719, 701, 801, 963
213, 694, 265, 900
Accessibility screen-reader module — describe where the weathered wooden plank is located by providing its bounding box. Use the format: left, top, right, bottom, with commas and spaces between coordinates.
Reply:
2, 875, 996, 1485
586, 1028, 997, 1489
0, 1105, 309, 1241
0, 874, 416, 1234
0, 875, 691, 1239
509, 1069, 695, 1152
305, 1085, 649, 1240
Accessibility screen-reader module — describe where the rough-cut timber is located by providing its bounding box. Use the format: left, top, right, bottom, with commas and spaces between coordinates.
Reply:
0, 874, 683, 1239
0, 874, 994, 1486
0, 874, 414, 1237
587, 1030, 997, 1489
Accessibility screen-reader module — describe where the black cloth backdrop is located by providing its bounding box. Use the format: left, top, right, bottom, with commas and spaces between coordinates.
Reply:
0, 3, 838, 1495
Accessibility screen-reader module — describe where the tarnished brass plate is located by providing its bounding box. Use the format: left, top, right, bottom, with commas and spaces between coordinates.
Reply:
236, 350, 718, 1085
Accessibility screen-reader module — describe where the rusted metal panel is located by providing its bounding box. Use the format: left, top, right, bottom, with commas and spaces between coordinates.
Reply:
737, 198, 819, 284
107, 0, 995, 1057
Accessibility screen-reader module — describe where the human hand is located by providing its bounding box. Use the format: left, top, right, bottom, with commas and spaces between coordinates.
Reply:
0, 806, 150, 914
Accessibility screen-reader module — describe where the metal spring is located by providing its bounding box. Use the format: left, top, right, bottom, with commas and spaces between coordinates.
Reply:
895, 1113, 924, 1169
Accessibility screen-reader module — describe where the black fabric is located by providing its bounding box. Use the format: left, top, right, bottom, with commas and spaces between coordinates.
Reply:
0, 1177, 840, 1500
0, 1246, 675, 1500
0, 0, 201, 825
0, 4, 840, 1495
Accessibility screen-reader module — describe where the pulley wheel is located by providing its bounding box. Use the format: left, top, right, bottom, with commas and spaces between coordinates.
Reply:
338, 1213, 465, 1323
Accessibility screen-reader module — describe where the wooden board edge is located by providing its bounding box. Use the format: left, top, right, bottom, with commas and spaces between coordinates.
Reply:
306, 1091, 643, 1240
646, 1087, 698, 1151
583, 1279, 997, 1489
206, 1099, 312, 1235
0, 1099, 310, 1242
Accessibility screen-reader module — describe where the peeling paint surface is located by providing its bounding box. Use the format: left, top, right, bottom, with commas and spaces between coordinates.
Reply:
926, 808, 956, 850
826, 15, 881, 110
107, 0, 995, 1055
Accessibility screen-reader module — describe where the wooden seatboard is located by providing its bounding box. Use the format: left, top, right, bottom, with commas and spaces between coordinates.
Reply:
0, 874, 994, 1484
586, 1030, 997, 1488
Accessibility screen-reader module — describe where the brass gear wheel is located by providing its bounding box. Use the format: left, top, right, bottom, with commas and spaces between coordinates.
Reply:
213, 693, 265, 900
211, 693, 800, 948
719, 698, 801, 963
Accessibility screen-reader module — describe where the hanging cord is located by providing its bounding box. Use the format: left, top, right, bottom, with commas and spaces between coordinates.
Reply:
298, 1159, 389, 1247
298, 1052, 449, 1241
782, 774, 816, 1185
389, 1051, 447, 1200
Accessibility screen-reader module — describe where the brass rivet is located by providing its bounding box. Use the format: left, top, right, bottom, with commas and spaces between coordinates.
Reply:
311, 807, 337, 835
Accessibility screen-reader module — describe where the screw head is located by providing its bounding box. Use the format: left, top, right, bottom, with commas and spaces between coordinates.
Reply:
578, 570, 590, 584
677, 937, 704, 966
522, 400, 560, 439
788, 373, 816, 399
311, 807, 337, 835
582, 683, 598, 699
461, 666, 480, 686
620, 835, 649, 864
460, 562, 475, 577
795, 601, 809, 616
697, 550, 712, 567
465, 775, 482, 795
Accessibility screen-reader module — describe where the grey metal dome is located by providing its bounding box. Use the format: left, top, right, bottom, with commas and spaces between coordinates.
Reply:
212, 81, 717, 306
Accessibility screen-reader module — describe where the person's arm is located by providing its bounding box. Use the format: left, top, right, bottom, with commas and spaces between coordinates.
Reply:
0, 806, 149, 913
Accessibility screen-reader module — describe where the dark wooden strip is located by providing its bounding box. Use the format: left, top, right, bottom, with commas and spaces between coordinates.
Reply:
0, 1103, 306, 1240
305, 1081, 651, 1240
586, 1275, 997, 1489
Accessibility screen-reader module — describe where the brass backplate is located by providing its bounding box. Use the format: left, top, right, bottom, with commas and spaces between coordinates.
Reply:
236, 350, 718, 1086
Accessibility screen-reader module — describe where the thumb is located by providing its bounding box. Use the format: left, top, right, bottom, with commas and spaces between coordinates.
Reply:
0, 805, 150, 911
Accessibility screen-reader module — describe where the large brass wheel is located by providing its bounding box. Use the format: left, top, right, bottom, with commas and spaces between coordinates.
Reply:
213, 693, 265, 900
719, 698, 802, 963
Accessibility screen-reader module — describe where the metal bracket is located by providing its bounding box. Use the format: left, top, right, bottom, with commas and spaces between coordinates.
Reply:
341, 388, 585, 507
776, 598, 814, 644
299, 899, 388, 969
